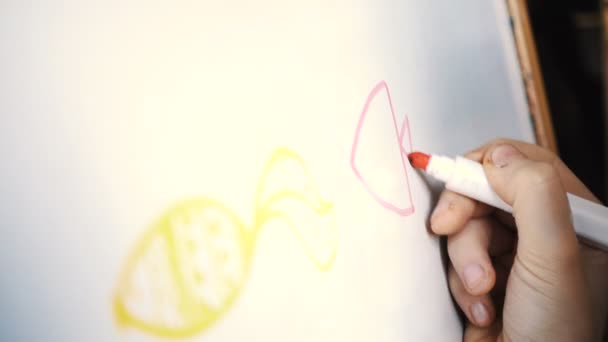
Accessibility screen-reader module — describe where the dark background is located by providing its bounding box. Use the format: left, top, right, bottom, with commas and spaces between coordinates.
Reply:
528, 0, 606, 202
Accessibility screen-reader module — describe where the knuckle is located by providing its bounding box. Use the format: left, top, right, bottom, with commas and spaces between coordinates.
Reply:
446, 234, 459, 260
448, 266, 461, 290
515, 162, 560, 191
447, 229, 470, 260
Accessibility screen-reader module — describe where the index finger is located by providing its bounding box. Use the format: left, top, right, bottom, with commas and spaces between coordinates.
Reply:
475, 138, 599, 202
430, 149, 492, 235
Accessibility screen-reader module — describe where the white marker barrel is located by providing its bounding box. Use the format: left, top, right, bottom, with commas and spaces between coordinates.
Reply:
426, 155, 512, 213
425, 154, 608, 251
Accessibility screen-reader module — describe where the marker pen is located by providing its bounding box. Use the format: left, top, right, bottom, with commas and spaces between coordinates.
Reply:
408, 151, 608, 251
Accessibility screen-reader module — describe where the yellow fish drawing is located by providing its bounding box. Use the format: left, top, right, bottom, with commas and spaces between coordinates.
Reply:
113, 147, 337, 338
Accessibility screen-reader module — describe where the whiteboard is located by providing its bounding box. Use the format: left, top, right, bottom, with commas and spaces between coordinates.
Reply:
0, 0, 533, 341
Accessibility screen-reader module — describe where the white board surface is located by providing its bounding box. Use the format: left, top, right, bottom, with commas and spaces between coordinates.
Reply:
0, 0, 533, 341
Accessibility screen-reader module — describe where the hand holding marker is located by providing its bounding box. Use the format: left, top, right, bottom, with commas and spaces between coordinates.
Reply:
408, 150, 608, 250
410, 141, 608, 341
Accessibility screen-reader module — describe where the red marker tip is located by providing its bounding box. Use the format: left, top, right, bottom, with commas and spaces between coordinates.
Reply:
407, 151, 431, 170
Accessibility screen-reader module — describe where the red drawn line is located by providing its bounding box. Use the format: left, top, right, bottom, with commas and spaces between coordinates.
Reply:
399, 115, 413, 157
350, 81, 415, 216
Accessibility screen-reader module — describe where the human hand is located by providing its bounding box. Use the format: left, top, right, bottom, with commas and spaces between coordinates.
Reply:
431, 140, 608, 341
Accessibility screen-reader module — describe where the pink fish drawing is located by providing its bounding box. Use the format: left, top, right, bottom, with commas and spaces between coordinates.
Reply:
350, 81, 415, 216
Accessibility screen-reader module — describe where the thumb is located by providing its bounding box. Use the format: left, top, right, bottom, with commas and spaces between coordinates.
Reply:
482, 143, 579, 260
482, 142, 593, 341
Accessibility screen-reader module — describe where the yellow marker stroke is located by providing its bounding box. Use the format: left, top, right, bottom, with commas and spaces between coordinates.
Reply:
113, 147, 337, 338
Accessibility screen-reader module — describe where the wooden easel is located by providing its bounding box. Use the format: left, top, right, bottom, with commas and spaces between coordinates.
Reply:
506, 0, 558, 152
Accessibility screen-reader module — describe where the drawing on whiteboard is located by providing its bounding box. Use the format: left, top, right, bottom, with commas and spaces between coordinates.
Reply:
351, 80, 415, 216
113, 147, 336, 338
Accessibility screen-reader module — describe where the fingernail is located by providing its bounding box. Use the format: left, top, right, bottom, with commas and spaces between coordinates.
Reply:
463, 264, 485, 291
490, 144, 523, 168
471, 302, 489, 325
